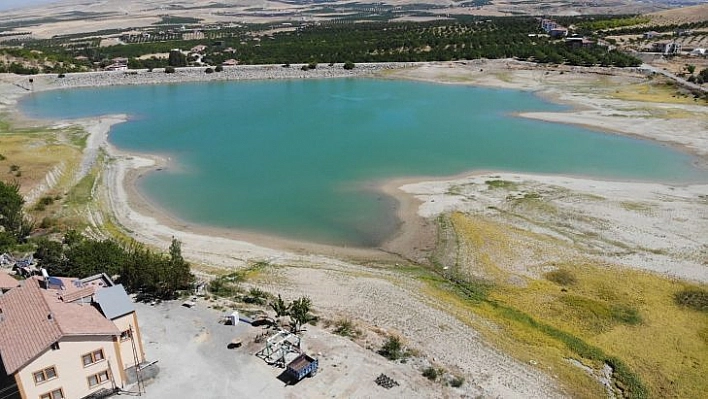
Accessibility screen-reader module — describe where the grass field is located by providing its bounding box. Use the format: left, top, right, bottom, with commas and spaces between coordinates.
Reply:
0, 115, 89, 232
421, 212, 708, 398
609, 79, 707, 106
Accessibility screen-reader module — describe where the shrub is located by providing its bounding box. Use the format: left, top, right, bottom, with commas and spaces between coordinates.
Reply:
343, 61, 355, 70
0, 154, 5, 160
332, 318, 361, 338
378, 336, 409, 361
38, 196, 55, 206
485, 179, 516, 189
300, 65, 309, 71
164, 66, 176, 74
545, 269, 577, 286
215, 65, 223, 72
422, 366, 440, 381
243, 287, 269, 305
450, 375, 465, 387
282, 63, 290, 68
674, 288, 708, 312
610, 304, 642, 325
308, 61, 318, 69
205, 67, 214, 74
39, 217, 55, 229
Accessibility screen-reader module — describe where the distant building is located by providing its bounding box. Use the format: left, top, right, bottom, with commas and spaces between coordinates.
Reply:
689, 48, 706, 57
0, 274, 148, 399
190, 44, 207, 54
652, 41, 682, 55
643, 31, 660, 39
541, 18, 568, 37
565, 36, 594, 49
549, 27, 569, 38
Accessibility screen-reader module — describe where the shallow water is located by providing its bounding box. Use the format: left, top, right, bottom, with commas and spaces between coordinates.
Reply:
21, 78, 707, 246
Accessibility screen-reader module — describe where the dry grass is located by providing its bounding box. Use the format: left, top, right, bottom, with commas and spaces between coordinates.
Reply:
648, 4, 708, 26
423, 213, 708, 398
608, 80, 703, 106
0, 132, 80, 195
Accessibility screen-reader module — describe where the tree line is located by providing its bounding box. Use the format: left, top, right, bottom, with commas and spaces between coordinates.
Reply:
1, 180, 193, 298
6, 16, 641, 73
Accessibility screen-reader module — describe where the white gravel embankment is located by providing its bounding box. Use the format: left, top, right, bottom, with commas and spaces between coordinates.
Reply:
36, 63, 412, 91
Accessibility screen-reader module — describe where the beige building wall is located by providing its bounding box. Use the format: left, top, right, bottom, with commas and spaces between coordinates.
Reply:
112, 312, 146, 370
16, 335, 124, 399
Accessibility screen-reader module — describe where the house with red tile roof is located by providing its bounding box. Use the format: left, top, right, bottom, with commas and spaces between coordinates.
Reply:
0, 275, 147, 399
0, 272, 20, 294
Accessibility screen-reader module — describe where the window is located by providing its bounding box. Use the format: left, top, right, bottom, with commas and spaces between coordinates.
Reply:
87, 370, 110, 388
39, 388, 64, 399
81, 349, 105, 367
33, 366, 57, 384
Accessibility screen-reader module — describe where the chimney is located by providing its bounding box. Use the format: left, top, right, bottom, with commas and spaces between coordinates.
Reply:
41, 268, 50, 289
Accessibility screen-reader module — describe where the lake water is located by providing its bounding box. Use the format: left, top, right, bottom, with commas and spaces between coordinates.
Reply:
20, 78, 706, 246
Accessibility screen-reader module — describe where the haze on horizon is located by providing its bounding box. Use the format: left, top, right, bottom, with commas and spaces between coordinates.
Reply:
0, 0, 59, 12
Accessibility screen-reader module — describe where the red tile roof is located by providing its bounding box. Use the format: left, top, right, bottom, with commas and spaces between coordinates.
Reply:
0, 277, 120, 375
0, 272, 20, 290
59, 286, 96, 303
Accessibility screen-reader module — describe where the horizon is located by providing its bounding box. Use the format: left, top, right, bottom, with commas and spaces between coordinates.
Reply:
0, 0, 59, 12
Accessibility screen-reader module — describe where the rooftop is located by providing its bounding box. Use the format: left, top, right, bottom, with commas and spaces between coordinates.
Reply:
0, 276, 123, 375
0, 272, 20, 290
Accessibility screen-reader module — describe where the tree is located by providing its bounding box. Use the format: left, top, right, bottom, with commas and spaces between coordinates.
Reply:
163, 237, 193, 298
269, 294, 289, 318
289, 296, 313, 333
58, 239, 127, 277
33, 238, 64, 270
0, 180, 33, 247
168, 50, 186, 67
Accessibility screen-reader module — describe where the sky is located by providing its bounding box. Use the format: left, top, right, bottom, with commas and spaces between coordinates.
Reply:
0, 0, 60, 12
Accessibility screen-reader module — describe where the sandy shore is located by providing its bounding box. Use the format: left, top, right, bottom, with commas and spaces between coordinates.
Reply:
2, 60, 708, 396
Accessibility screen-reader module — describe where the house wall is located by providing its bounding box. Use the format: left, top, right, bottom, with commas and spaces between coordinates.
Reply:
16, 335, 124, 399
112, 312, 146, 371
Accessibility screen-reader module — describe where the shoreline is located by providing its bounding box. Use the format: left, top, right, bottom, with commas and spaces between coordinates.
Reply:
3, 60, 708, 281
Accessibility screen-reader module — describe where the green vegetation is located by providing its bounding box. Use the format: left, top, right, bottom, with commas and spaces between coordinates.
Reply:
545, 269, 577, 286
0, 180, 34, 251
485, 179, 518, 190
332, 318, 362, 338
575, 16, 651, 32
423, 212, 708, 398
208, 272, 245, 297
2, 16, 641, 74
422, 366, 442, 381
449, 375, 465, 388
378, 335, 410, 361
289, 296, 314, 332
33, 234, 194, 299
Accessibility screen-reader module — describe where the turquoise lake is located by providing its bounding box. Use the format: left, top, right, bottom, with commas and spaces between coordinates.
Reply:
20, 79, 707, 246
